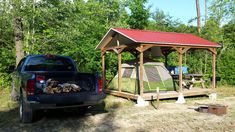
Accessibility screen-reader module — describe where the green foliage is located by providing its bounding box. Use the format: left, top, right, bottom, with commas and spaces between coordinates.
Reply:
209, 0, 235, 23
218, 48, 235, 85
217, 21, 235, 85
201, 20, 223, 43
127, 0, 150, 29
222, 21, 235, 48
149, 8, 180, 32
0, 1, 15, 89
0, 0, 234, 89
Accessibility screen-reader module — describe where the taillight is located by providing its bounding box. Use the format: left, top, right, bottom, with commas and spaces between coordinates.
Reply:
26, 79, 36, 95
36, 75, 45, 82
98, 79, 103, 92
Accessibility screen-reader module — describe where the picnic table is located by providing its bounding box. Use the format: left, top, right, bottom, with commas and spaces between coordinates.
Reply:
172, 74, 205, 89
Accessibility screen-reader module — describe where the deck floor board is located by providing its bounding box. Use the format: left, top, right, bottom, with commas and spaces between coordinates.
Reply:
105, 88, 212, 101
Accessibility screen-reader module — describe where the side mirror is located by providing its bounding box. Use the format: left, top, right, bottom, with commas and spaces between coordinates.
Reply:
8, 65, 15, 72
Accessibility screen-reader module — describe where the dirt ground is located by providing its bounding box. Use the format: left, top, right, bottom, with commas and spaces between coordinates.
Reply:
1, 90, 235, 132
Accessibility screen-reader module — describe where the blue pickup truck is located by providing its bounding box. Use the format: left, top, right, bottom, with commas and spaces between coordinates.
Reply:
11, 54, 105, 123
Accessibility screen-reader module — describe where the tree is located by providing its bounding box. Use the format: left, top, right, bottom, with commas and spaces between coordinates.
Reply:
204, 0, 208, 23
150, 8, 175, 31
11, 0, 25, 65
209, 0, 235, 24
127, 0, 150, 29
195, 0, 201, 33
0, 0, 15, 88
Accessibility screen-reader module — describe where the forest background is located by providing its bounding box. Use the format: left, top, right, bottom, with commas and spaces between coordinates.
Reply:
0, 0, 234, 91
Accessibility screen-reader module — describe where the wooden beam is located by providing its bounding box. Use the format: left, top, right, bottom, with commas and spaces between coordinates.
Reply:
212, 52, 216, 89
178, 48, 183, 92
103, 45, 127, 52
139, 45, 144, 97
208, 48, 217, 55
118, 52, 122, 92
106, 88, 211, 101
142, 88, 212, 100
172, 46, 182, 53
113, 49, 119, 54
136, 45, 153, 52
172, 46, 190, 54
117, 47, 125, 54
136, 47, 141, 52
112, 47, 126, 54
182, 47, 190, 54
142, 45, 153, 52
101, 36, 113, 50
105, 89, 138, 100
142, 43, 219, 49
117, 36, 120, 46
101, 51, 106, 88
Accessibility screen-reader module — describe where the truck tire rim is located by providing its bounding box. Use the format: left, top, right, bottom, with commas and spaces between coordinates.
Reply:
20, 101, 23, 119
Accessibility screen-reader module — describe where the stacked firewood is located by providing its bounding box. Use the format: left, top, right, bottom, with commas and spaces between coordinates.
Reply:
43, 79, 81, 94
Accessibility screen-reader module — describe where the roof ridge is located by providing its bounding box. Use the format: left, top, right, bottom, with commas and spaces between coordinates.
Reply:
113, 27, 195, 36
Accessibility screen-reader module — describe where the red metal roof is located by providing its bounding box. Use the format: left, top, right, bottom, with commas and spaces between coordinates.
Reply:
112, 28, 220, 47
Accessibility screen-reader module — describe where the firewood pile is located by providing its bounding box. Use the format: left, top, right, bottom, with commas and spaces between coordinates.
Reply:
43, 79, 81, 94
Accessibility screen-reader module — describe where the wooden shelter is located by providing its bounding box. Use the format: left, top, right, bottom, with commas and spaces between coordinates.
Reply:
96, 28, 221, 100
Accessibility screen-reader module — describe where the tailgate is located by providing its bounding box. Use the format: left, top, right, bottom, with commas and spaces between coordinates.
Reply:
33, 92, 105, 104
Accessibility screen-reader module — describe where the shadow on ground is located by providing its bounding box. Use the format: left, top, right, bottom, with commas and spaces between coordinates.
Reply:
0, 102, 120, 132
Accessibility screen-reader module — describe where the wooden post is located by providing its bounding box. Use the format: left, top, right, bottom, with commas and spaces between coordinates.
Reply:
208, 48, 217, 89
212, 52, 216, 89
101, 51, 106, 88
116, 36, 122, 92
139, 45, 144, 97
118, 52, 122, 92
172, 47, 190, 92
178, 48, 183, 92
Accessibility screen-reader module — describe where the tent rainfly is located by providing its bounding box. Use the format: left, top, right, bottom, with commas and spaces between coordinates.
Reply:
109, 59, 174, 94
96, 28, 221, 101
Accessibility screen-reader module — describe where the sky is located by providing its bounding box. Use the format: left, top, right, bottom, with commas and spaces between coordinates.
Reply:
147, 0, 208, 25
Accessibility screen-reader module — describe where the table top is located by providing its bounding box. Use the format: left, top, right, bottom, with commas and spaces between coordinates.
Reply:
171, 74, 203, 77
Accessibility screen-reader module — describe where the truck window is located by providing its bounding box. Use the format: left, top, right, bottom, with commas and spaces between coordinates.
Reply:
24, 56, 75, 71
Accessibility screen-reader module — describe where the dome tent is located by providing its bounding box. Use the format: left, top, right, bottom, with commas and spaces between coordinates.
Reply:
108, 59, 175, 94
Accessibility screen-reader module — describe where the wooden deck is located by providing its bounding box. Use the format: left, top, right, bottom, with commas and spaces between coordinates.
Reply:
105, 88, 212, 101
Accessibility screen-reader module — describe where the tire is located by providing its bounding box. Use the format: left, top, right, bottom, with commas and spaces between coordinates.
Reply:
20, 98, 34, 123
77, 106, 88, 116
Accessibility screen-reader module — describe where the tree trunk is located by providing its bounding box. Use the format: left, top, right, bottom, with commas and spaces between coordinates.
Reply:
196, 0, 201, 33
204, 0, 208, 74
204, 0, 208, 24
14, 17, 24, 65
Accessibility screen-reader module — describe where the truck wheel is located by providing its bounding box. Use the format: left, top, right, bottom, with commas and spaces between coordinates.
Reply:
20, 99, 33, 123
77, 106, 88, 116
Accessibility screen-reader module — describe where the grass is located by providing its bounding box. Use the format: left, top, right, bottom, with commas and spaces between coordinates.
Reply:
0, 88, 18, 110
0, 88, 19, 128
0, 86, 235, 131
216, 85, 235, 97
104, 95, 135, 110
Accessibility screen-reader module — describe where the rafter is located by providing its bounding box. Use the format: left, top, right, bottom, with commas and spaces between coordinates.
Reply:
208, 48, 217, 54
103, 45, 127, 52
101, 36, 113, 50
